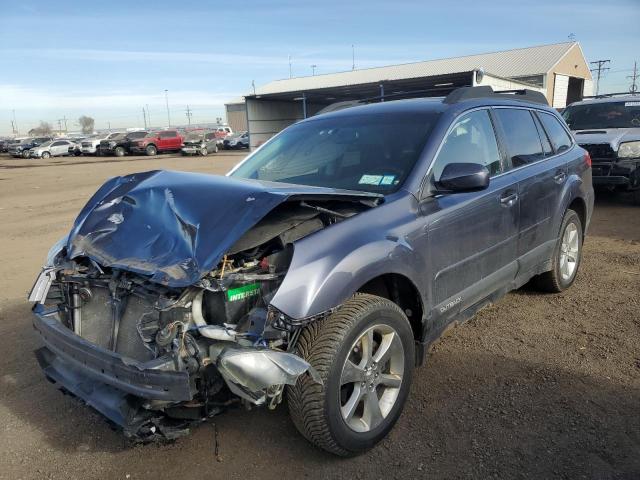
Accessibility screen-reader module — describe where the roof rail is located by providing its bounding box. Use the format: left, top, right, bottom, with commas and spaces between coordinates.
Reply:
444, 86, 549, 105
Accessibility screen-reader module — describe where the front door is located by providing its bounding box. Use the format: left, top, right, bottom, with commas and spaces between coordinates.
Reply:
423, 109, 519, 328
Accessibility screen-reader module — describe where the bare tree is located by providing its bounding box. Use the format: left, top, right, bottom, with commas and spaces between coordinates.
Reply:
28, 121, 53, 136
78, 115, 95, 134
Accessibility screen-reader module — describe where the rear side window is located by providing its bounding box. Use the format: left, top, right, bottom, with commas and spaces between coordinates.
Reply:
538, 112, 573, 153
494, 109, 544, 167
432, 109, 502, 180
160, 131, 177, 138
52, 141, 63, 146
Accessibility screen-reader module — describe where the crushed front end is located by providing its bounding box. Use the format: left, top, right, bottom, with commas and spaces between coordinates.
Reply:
30, 240, 322, 441
28, 171, 378, 442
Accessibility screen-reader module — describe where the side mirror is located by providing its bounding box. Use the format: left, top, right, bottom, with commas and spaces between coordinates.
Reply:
437, 162, 490, 193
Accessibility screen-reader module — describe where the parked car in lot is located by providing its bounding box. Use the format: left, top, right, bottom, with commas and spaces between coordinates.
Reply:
181, 130, 219, 155
1, 138, 22, 152
81, 132, 123, 155
563, 94, 640, 204
29, 139, 76, 158
223, 131, 249, 149
29, 86, 593, 456
98, 131, 148, 157
8, 137, 52, 158
129, 129, 183, 155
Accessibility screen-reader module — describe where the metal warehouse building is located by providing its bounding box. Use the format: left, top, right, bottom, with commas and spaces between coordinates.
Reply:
227, 42, 592, 148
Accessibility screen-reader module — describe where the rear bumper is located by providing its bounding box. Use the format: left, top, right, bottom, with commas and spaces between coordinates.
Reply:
32, 305, 193, 402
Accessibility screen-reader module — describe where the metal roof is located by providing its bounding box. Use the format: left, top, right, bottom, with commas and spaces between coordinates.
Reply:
251, 42, 578, 97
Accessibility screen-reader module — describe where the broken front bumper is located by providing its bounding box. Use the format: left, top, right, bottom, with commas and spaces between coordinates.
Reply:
32, 305, 193, 402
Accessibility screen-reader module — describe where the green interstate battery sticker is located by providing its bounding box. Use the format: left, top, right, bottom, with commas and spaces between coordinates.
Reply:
226, 283, 261, 302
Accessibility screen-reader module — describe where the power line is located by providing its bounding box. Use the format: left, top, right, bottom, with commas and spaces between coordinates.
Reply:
627, 61, 638, 94
590, 59, 610, 96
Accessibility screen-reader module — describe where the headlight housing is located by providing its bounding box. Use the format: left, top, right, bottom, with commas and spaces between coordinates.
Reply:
618, 141, 640, 158
45, 235, 68, 266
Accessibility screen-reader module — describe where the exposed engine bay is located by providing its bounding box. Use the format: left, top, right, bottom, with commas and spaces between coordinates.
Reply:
31, 195, 376, 442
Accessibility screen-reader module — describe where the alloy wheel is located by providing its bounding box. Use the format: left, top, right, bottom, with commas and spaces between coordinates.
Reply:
339, 324, 404, 433
559, 222, 580, 281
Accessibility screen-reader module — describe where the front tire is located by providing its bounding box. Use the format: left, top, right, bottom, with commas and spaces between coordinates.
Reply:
535, 209, 583, 292
200, 147, 208, 156
114, 146, 126, 157
145, 145, 157, 156
41, 151, 51, 159
288, 294, 414, 456
22, 150, 30, 159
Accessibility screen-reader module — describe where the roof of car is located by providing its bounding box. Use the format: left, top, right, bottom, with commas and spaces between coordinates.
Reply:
568, 94, 640, 106
308, 93, 555, 122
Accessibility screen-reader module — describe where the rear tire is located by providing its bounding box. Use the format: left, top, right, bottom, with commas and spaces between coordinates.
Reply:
145, 145, 157, 156
200, 147, 208, 156
114, 146, 126, 157
22, 150, 30, 159
535, 209, 583, 292
287, 294, 414, 456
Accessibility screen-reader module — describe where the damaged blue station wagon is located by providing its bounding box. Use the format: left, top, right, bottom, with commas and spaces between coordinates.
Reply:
29, 86, 593, 456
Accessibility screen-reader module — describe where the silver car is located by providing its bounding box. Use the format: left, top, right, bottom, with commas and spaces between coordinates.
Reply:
30, 139, 76, 159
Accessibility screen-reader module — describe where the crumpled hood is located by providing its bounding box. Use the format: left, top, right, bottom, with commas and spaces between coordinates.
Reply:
574, 128, 640, 150
66, 170, 379, 287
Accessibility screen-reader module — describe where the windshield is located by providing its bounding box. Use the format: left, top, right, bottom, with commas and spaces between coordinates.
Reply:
144, 132, 158, 138
127, 132, 147, 139
563, 101, 640, 129
185, 132, 206, 141
230, 112, 439, 193
38, 141, 53, 148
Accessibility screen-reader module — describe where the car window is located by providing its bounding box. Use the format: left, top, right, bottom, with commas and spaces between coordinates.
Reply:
494, 109, 544, 167
52, 141, 63, 146
538, 112, 573, 153
231, 111, 440, 194
431, 109, 502, 180
160, 131, 177, 138
562, 101, 640, 129
532, 113, 553, 156
205, 133, 216, 140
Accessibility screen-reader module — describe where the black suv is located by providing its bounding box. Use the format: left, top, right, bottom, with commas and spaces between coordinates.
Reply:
563, 94, 640, 203
30, 86, 593, 455
98, 131, 148, 157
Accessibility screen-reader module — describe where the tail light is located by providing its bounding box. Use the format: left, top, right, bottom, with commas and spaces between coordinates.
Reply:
584, 151, 592, 168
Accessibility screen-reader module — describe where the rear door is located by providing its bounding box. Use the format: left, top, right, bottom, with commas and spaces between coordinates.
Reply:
492, 107, 568, 278
159, 131, 179, 150
425, 108, 519, 324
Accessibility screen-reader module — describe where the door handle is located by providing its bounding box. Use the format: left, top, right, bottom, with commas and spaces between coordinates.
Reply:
499, 191, 518, 207
554, 170, 567, 183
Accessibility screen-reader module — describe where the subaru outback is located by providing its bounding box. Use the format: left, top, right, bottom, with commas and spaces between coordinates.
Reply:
29, 86, 593, 456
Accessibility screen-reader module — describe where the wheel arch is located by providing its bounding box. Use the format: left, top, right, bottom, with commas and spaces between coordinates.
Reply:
567, 196, 587, 235
356, 273, 424, 346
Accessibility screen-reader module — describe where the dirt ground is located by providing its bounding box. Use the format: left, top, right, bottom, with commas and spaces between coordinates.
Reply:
0, 152, 638, 480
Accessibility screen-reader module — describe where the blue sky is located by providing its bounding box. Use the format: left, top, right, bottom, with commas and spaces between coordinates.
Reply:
0, 0, 638, 135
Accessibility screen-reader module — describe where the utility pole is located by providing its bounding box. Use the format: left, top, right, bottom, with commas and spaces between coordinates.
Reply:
311, 64, 317, 75
628, 61, 638, 94
146, 104, 151, 128
185, 105, 192, 125
62, 116, 67, 132
590, 59, 610, 96
57, 119, 63, 132
108, 121, 111, 130
352, 44, 355, 71
288, 55, 292, 79
142, 107, 148, 129
165, 89, 171, 126
11, 109, 17, 135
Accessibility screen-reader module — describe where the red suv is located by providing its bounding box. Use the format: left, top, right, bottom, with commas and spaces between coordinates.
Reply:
130, 130, 183, 156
